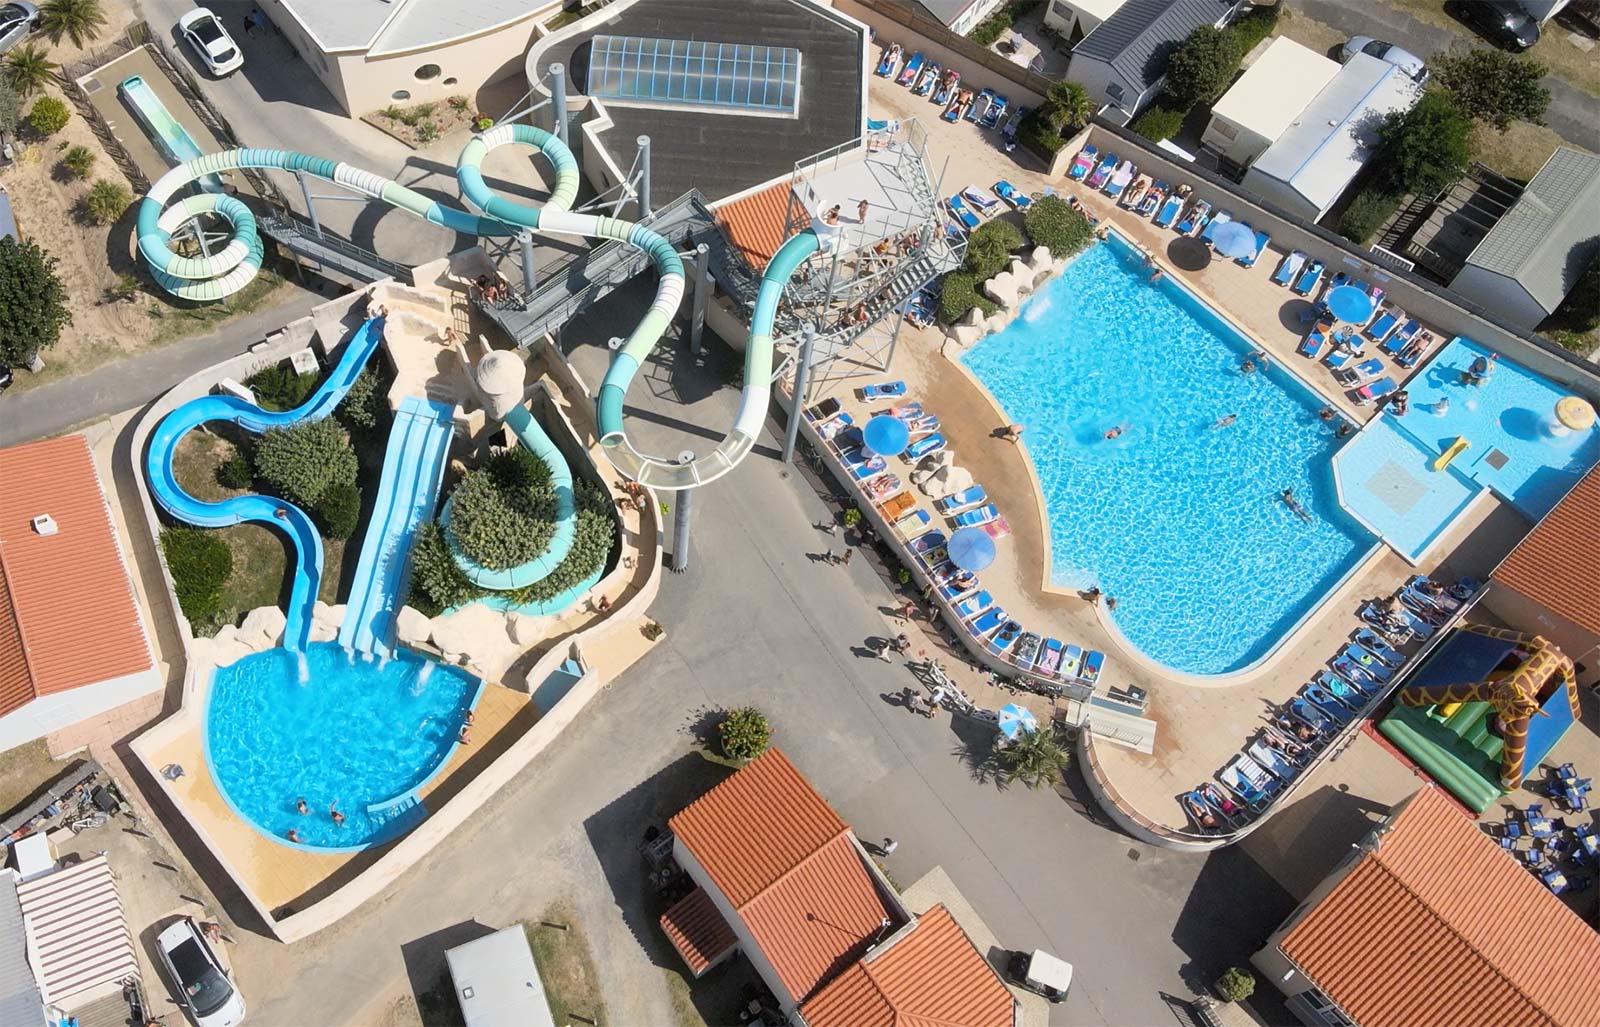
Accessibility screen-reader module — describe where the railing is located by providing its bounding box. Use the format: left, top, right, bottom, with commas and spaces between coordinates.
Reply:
1367, 244, 1416, 274
262, 211, 414, 283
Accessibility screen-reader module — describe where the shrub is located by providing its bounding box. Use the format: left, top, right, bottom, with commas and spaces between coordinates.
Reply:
937, 270, 998, 325
315, 481, 362, 540
1017, 107, 1066, 157
80, 179, 131, 226
246, 362, 318, 411
337, 368, 384, 432
1131, 103, 1185, 142
964, 218, 1025, 279
1043, 79, 1094, 133
843, 508, 861, 527
969, 1, 1032, 46
447, 95, 469, 111
1432, 48, 1549, 131
59, 144, 95, 179
0, 236, 72, 365
447, 445, 559, 569
474, 117, 493, 131
0, 76, 17, 139
253, 417, 358, 505
1374, 89, 1473, 198
1215, 967, 1256, 1003
1023, 194, 1094, 258
997, 725, 1071, 789
1163, 25, 1236, 110
216, 452, 253, 489
407, 522, 480, 615
717, 706, 773, 760
161, 527, 232, 625
1545, 330, 1595, 355
27, 95, 69, 136
1223, 4, 1279, 58
416, 121, 439, 143
1336, 188, 1401, 245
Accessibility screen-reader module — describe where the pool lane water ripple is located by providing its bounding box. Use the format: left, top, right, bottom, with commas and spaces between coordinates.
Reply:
960, 240, 1374, 674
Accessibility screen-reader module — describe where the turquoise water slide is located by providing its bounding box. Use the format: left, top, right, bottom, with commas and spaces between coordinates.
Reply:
338, 397, 456, 657
118, 75, 223, 193
145, 319, 385, 651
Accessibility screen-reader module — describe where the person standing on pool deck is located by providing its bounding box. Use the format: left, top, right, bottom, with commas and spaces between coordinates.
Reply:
1002, 423, 1025, 442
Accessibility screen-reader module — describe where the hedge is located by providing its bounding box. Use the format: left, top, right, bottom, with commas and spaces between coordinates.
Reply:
1337, 188, 1401, 245
937, 270, 998, 325
965, 218, 1025, 279
161, 527, 232, 625
246, 363, 318, 411
316, 481, 362, 540
1023, 194, 1094, 258
447, 445, 559, 569
253, 416, 358, 505
1225, 5, 1280, 59
1130, 103, 1185, 142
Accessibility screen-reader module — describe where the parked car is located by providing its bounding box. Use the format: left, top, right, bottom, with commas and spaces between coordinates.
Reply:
1339, 36, 1429, 85
178, 7, 244, 76
155, 917, 247, 1027
0, 365, 12, 395
0, 2, 38, 55
1005, 949, 1073, 1003
1447, 0, 1541, 51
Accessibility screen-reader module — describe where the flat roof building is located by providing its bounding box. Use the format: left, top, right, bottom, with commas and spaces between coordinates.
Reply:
1241, 52, 1421, 223
914, 0, 1010, 35
1201, 36, 1340, 170
1043, 0, 1132, 48
444, 926, 555, 1027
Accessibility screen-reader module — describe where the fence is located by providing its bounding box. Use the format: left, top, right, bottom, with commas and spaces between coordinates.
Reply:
837, 0, 1054, 104
57, 23, 156, 193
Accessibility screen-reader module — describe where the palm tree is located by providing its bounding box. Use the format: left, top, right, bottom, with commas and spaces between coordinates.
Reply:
1043, 80, 1094, 133
5, 44, 57, 98
997, 726, 1072, 790
40, 0, 108, 48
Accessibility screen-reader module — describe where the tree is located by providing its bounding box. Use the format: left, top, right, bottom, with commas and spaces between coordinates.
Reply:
1043, 79, 1094, 132
253, 417, 358, 505
4, 44, 56, 98
0, 237, 72, 365
997, 726, 1072, 790
1375, 90, 1474, 198
39, 0, 107, 47
1432, 48, 1550, 131
964, 218, 1025, 279
26, 95, 69, 136
1162, 25, 1236, 110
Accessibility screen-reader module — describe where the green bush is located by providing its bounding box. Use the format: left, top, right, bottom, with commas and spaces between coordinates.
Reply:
1023, 194, 1094, 258
1432, 48, 1549, 131
1551, 252, 1600, 333
964, 218, 1025, 279
26, 95, 69, 136
216, 452, 253, 490
254, 417, 358, 505
1336, 188, 1401, 245
1223, 4, 1279, 58
79, 179, 130, 226
843, 508, 861, 528
1374, 89, 1473, 197
246, 362, 319, 411
161, 527, 232, 625
1215, 967, 1256, 1003
0, 236, 72, 366
315, 481, 362, 540
447, 445, 559, 569
474, 116, 493, 131
1164, 25, 1236, 110
1017, 106, 1067, 156
337, 368, 384, 432
717, 706, 773, 760
1131, 103, 1185, 142
59, 144, 95, 179
937, 270, 998, 325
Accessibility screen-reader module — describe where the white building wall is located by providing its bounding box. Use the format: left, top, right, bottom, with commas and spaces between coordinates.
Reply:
342, 23, 543, 116
1200, 112, 1271, 167
1240, 165, 1323, 222
0, 668, 162, 753
948, 0, 1008, 34
1448, 265, 1550, 330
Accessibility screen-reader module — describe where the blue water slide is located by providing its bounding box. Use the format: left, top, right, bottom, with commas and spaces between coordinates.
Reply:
145, 319, 386, 651
338, 397, 456, 658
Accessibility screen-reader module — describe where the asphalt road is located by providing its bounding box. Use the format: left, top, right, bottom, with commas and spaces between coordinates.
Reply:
1294, 0, 1600, 152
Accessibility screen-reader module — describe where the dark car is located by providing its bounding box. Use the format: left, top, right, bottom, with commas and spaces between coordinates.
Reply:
0, 365, 12, 395
1448, 0, 1541, 50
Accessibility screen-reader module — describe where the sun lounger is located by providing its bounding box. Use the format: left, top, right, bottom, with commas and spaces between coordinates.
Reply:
1220, 759, 1276, 808
906, 415, 940, 438
906, 433, 947, 460
987, 619, 1023, 655
1355, 377, 1398, 405
1086, 153, 1117, 189
980, 94, 1008, 129
946, 195, 980, 230
913, 61, 940, 96
1273, 251, 1306, 287
1354, 629, 1404, 666
1012, 632, 1041, 668
816, 412, 854, 440
1299, 330, 1328, 359
1080, 649, 1104, 685
952, 591, 993, 621
966, 88, 994, 123
994, 180, 1032, 210
1153, 191, 1184, 228
878, 492, 916, 521
888, 401, 924, 419
969, 607, 1006, 637
934, 69, 959, 105
1137, 182, 1166, 218
1199, 782, 1246, 825
894, 508, 930, 534
1315, 671, 1370, 709
1238, 230, 1271, 268
942, 89, 970, 122
896, 51, 923, 86
1287, 696, 1334, 734
951, 503, 999, 529
1181, 791, 1226, 832
962, 185, 1001, 214
1292, 259, 1325, 296
860, 380, 906, 399
1381, 319, 1422, 357
1396, 333, 1434, 369
935, 485, 987, 513
1201, 210, 1232, 245
875, 44, 901, 77
1323, 340, 1365, 370
1358, 602, 1415, 644
1038, 638, 1064, 677
806, 397, 840, 421
1342, 644, 1394, 680
1060, 644, 1084, 681
1408, 576, 1465, 611
1103, 160, 1136, 199
839, 446, 873, 470
1248, 741, 1298, 783
1331, 656, 1384, 692
1177, 200, 1211, 235
1303, 685, 1352, 723
909, 530, 946, 555
1335, 358, 1385, 386
1067, 144, 1097, 181
1364, 307, 1403, 341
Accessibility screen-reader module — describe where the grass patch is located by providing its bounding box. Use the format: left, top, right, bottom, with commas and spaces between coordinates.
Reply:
148, 269, 288, 346
525, 903, 607, 1027
663, 968, 706, 1027
0, 740, 65, 817
1472, 120, 1584, 183
1274, 7, 1351, 60
1387, 0, 1598, 97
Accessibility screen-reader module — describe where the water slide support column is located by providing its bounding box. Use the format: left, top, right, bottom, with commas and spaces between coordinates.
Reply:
671, 451, 695, 572
519, 230, 538, 293
637, 135, 652, 219
781, 324, 816, 466
549, 63, 568, 145
690, 243, 709, 355
297, 169, 322, 238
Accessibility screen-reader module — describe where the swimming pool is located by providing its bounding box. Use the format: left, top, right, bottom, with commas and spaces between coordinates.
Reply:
960, 237, 1374, 675
205, 643, 481, 850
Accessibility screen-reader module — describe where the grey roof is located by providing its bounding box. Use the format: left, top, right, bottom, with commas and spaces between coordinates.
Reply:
0, 875, 45, 1027
914, 0, 981, 25
279, 0, 539, 54
1464, 146, 1600, 313
276, 0, 394, 52
445, 927, 555, 1027
0, 190, 15, 242
1074, 0, 1238, 95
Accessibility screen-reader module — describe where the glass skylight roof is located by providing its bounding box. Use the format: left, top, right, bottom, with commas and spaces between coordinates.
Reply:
585, 34, 802, 115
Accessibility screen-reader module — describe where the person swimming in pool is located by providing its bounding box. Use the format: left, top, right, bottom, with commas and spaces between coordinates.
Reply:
295, 798, 308, 815
1280, 488, 1312, 522
1212, 413, 1238, 429
1462, 352, 1498, 386
1104, 424, 1127, 440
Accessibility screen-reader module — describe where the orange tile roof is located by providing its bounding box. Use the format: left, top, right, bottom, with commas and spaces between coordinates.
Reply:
715, 180, 809, 270
1280, 787, 1600, 1027
0, 435, 154, 718
801, 905, 1015, 1027
660, 887, 737, 977
1494, 465, 1600, 634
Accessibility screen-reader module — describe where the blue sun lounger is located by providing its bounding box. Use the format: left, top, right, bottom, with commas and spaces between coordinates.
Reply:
935, 486, 987, 513
849, 456, 888, 481
1248, 741, 1298, 783
987, 619, 1023, 654
1238, 230, 1271, 268
894, 508, 931, 533
1335, 357, 1385, 386
1292, 259, 1325, 295
1299, 329, 1328, 359
1355, 377, 1398, 406
906, 433, 947, 460
909, 530, 946, 555
1201, 210, 1232, 245
816, 412, 854, 441
980, 95, 1008, 129
1136, 183, 1166, 218
966, 88, 994, 123
953, 590, 993, 620
1221, 757, 1279, 808
1315, 671, 1370, 708
1354, 628, 1404, 666
951, 503, 999, 528
1273, 251, 1306, 287
1341, 644, 1394, 680
946, 195, 979, 230
1381, 319, 1422, 357
994, 180, 1032, 209
1086, 153, 1117, 188
1303, 685, 1352, 724
875, 45, 901, 77
1364, 307, 1402, 341
1176, 200, 1211, 235
1286, 696, 1334, 735
1060, 644, 1084, 681
896, 52, 924, 86
1153, 191, 1184, 228
1332, 656, 1384, 692
861, 380, 906, 399
969, 606, 1006, 637
1067, 144, 1096, 181
1037, 638, 1065, 677
1080, 649, 1104, 685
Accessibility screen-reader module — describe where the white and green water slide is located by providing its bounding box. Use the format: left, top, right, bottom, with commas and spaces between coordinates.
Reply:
135, 125, 819, 491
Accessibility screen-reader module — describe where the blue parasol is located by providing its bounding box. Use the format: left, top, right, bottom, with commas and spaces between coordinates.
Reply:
1210, 221, 1258, 261
1326, 285, 1375, 325
947, 525, 996, 571
997, 703, 1038, 740
863, 414, 910, 458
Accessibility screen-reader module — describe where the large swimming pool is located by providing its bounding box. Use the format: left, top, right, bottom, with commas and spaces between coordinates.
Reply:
961, 237, 1374, 675
206, 643, 481, 850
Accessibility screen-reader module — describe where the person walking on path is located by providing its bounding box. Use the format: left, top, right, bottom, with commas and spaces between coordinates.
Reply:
841, 548, 855, 567
882, 838, 899, 856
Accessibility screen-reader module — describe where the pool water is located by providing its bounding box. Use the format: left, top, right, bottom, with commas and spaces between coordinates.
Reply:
961, 239, 1374, 675
206, 643, 480, 850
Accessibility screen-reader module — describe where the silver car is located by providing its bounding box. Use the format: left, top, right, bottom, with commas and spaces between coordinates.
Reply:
1340, 36, 1429, 85
0, 2, 39, 55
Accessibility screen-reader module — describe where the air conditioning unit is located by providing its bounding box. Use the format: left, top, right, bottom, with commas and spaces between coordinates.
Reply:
31, 514, 58, 536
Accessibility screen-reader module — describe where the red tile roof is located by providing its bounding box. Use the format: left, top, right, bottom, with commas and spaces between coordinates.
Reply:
660, 887, 738, 977
1494, 465, 1600, 634
801, 905, 1016, 1027
1280, 787, 1600, 1027
715, 180, 808, 270
0, 435, 154, 718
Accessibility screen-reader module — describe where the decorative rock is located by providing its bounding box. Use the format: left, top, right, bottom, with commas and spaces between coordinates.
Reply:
430, 603, 521, 679
950, 322, 986, 348
1006, 258, 1032, 290
506, 611, 551, 646
312, 602, 344, 635
911, 448, 954, 486
958, 307, 986, 328
238, 606, 286, 647
1030, 245, 1052, 266
395, 605, 432, 645
983, 312, 1010, 333
982, 271, 1020, 310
